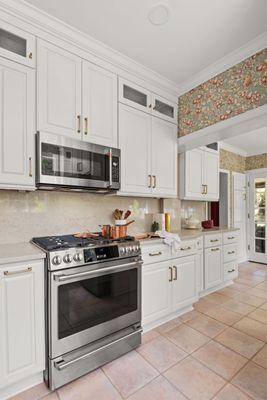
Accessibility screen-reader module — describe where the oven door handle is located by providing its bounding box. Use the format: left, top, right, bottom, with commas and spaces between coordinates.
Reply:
108, 149, 112, 188
54, 327, 143, 371
54, 261, 142, 282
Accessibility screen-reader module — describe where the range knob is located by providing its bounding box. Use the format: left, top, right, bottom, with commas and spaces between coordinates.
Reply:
52, 255, 62, 266
120, 247, 126, 255
63, 254, 72, 263
73, 253, 83, 262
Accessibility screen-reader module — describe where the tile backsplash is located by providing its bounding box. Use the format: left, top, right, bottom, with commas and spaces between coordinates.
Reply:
0, 190, 160, 244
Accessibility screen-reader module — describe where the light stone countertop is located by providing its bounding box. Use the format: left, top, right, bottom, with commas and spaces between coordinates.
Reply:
140, 226, 239, 245
0, 242, 46, 265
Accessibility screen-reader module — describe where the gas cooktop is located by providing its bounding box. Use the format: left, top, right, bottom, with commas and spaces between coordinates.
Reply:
32, 234, 135, 251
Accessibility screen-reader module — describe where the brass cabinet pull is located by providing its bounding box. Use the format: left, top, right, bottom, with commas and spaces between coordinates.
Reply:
4, 267, 32, 276
180, 246, 191, 251
202, 184, 205, 195
227, 236, 235, 240
173, 266, 178, 281
149, 251, 162, 257
169, 266, 173, 282
152, 175, 156, 188
211, 247, 220, 252
210, 239, 219, 243
148, 174, 152, 188
77, 115, 81, 133
228, 251, 235, 255
29, 157, 33, 177
148, 104, 152, 109
84, 117, 88, 135
28, 52, 33, 59
228, 269, 235, 273
205, 185, 208, 194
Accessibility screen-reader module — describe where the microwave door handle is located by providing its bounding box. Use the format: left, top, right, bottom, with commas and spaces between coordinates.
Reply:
108, 149, 112, 188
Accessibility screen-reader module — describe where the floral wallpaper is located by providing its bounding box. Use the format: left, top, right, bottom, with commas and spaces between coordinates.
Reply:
178, 49, 267, 137
246, 153, 267, 170
220, 149, 267, 172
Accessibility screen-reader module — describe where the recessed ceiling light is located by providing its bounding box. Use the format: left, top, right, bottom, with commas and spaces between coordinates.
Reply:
148, 3, 170, 26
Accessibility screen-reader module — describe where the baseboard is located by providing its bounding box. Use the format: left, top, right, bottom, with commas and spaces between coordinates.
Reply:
0, 372, 44, 400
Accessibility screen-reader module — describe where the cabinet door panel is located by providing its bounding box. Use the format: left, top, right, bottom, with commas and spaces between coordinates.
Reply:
151, 94, 177, 123
151, 118, 177, 197
172, 256, 197, 310
82, 62, 117, 147
119, 104, 151, 195
203, 151, 219, 200
0, 58, 34, 188
142, 261, 172, 325
0, 261, 45, 388
185, 149, 204, 199
37, 40, 81, 137
204, 247, 222, 289
119, 78, 151, 113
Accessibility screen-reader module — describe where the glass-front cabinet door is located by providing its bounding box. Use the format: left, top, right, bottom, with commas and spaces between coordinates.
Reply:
119, 78, 151, 113
152, 94, 177, 123
0, 20, 35, 67
249, 174, 267, 263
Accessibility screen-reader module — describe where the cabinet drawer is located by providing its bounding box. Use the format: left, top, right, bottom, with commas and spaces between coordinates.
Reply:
172, 240, 197, 258
224, 244, 238, 263
141, 244, 171, 265
223, 231, 239, 245
204, 233, 222, 248
224, 261, 238, 281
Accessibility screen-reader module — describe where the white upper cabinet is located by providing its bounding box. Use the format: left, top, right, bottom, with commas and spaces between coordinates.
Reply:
82, 61, 117, 147
151, 94, 177, 123
119, 78, 151, 113
151, 117, 177, 197
0, 20, 35, 68
119, 104, 151, 195
37, 40, 82, 138
119, 78, 177, 124
0, 260, 45, 391
0, 57, 35, 189
179, 147, 219, 201
119, 103, 177, 198
203, 150, 219, 201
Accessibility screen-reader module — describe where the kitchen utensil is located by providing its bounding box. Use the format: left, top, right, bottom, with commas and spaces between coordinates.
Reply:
115, 219, 127, 226
101, 225, 111, 238
119, 225, 127, 237
74, 231, 99, 238
110, 226, 120, 239
124, 210, 131, 220
125, 220, 135, 227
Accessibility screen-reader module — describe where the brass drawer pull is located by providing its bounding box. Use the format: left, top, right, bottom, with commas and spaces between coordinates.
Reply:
77, 115, 81, 133
210, 239, 219, 243
211, 248, 220, 252
227, 236, 235, 240
173, 266, 178, 281
180, 246, 191, 251
152, 175, 156, 188
149, 251, 162, 257
169, 266, 173, 282
227, 251, 235, 255
84, 117, 88, 135
228, 269, 235, 273
29, 157, 33, 177
148, 175, 152, 188
4, 267, 32, 276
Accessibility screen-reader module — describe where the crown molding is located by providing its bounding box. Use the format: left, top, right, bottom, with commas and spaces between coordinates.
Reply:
219, 142, 248, 157
178, 32, 267, 95
0, 0, 179, 97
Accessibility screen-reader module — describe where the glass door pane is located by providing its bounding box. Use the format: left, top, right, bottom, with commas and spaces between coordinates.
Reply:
254, 178, 266, 254
0, 28, 27, 57
154, 99, 174, 118
123, 84, 148, 107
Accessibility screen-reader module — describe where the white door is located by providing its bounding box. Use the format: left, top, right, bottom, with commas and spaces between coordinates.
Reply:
151, 117, 177, 197
0, 261, 45, 389
82, 61, 117, 147
248, 171, 267, 264
204, 247, 222, 289
142, 261, 172, 326
172, 256, 197, 311
151, 94, 177, 123
184, 149, 204, 199
0, 57, 35, 189
233, 172, 247, 262
118, 104, 151, 195
37, 39, 82, 138
203, 150, 219, 201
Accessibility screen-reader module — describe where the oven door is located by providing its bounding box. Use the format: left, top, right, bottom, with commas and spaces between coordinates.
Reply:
36, 131, 120, 190
49, 258, 141, 359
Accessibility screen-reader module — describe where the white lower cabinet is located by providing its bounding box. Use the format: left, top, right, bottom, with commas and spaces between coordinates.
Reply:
204, 246, 222, 289
142, 248, 197, 329
0, 260, 45, 397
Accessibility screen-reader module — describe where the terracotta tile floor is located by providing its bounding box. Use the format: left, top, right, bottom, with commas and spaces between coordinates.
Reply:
10, 261, 267, 400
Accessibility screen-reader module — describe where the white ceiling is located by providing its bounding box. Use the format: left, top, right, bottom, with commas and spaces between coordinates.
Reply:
222, 127, 267, 156
26, 0, 267, 85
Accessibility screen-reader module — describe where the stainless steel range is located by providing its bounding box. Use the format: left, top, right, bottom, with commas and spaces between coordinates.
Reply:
32, 234, 142, 390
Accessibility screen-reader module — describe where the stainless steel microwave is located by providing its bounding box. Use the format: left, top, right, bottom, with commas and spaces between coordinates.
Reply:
36, 132, 120, 192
